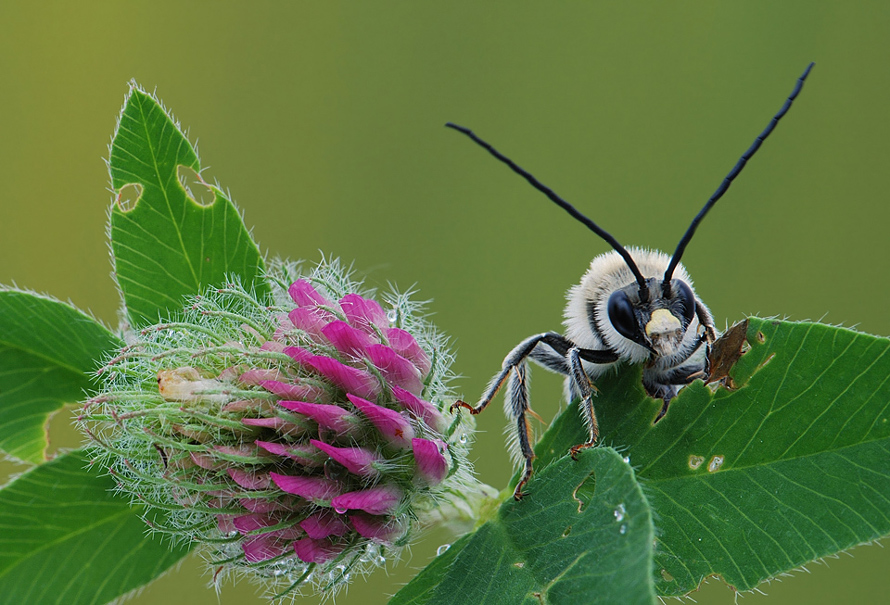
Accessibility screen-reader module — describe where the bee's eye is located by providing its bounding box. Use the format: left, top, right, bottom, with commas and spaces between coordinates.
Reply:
674, 280, 696, 327
607, 290, 638, 341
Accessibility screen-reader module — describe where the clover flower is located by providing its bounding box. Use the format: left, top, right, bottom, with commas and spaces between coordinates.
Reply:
79, 258, 480, 598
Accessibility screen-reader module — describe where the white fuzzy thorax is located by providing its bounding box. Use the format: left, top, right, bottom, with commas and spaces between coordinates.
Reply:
563, 247, 706, 376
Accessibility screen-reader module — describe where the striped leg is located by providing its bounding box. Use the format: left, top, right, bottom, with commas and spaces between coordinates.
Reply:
568, 346, 600, 458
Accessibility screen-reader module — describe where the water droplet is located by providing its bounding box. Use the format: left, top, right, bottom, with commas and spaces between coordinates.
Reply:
335, 564, 346, 575
707, 455, 725, 473
622, 455, 631, 464
437, 544, 451, 556
375, 555, 386, 566
688, 455, 705, 470
619, 524, 627, 535
613, 503, 626, 522
387, 309, 398, 324
458, 434, 468, 445
334, 506, 348, 515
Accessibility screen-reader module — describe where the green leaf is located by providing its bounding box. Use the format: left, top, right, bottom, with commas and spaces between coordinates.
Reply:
108, 82, 268, 327
0, 290, 122, 464
391, 447, 656, 605
0, 449, 190, 605
537, 317, 890, 595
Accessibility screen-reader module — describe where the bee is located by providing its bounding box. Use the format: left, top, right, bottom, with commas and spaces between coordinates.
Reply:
448, 63, 814, 499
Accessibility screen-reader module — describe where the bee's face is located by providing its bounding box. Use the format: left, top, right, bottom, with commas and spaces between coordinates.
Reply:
606, 278, 696, 357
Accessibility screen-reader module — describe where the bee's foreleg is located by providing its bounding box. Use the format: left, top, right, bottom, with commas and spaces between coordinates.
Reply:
450, 332, 568, 415
567, 346, 600, 459
504, 362, 535, 500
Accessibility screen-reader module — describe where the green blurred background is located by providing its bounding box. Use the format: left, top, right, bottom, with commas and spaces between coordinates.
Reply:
2, 2, 889, 604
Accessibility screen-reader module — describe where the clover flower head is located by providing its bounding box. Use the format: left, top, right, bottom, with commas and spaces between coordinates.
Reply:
79, 257, 478, 598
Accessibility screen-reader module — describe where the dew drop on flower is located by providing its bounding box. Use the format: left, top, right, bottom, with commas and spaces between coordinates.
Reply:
458, 434, 468, 445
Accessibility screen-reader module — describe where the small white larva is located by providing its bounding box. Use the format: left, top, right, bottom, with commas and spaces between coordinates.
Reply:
448, 62, 814, 499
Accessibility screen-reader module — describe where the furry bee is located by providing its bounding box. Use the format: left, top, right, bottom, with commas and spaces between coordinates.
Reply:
448, 63, 814, 499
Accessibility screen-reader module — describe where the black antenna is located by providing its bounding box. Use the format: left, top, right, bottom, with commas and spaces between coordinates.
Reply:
446, 122, 651, 300
663, 62, 815, 292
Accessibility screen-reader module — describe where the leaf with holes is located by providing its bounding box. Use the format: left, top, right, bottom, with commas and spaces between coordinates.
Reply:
108, 83, 268, 327
391, 447, 657, 605
529, 317, 890, 596
0, 289, 122, 464
0, 450, 190, 605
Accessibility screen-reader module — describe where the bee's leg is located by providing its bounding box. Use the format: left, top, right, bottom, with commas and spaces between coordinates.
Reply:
504, 362, 535, 500
695, 299, 718, 344
567, 346, 600, 459
451, 332, 591, 415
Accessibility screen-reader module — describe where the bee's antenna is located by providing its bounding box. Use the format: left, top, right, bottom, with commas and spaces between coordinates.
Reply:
446, 122, 651, 301
663, 62, 815, 293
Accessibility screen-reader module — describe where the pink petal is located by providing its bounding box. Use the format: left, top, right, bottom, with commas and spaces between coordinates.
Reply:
306, 356, 380, 399
310, 439, 381, 478
391, 386, 446, 432
217, 514, 236, 534
294, 537, 345, 564
348, 393, 414, 449
271, 317, 294, 344
190, 451, 225, 471
270, 473, 341, 502
241, 416, 304, 435
238, 368, 283, 386
365, 344, 424, 395
289, 279, 333, 308
243, 534, 288, 563
278, 400, 361, 434
240, 497, 296, 514
261, 380, 330, 403
222, 399, 269, 413
331, 484, 403, 515
412, 438, 449, 485
227, 468, 271, 490
386, 328, 432, 377
339, 293, 388, 334
233, 512, 279, 534
299, 509, 350, 539
255, 439, 326, 467
282, 346, 313, 365
350, 512, 407, 543
287, 307, 331, 338
321, 320, 377, 358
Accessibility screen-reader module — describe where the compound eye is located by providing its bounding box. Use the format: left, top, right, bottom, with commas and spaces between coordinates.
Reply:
607, 290, 639, 342
674, 280, 696, 328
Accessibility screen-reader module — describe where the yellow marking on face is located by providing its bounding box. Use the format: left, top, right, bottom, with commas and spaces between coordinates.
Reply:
645, 308, 681, 337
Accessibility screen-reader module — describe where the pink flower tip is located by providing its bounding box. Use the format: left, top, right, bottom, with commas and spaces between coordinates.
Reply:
412, 438, 449, 485
331, 484, 403, 516
347, 393, 414, 449
350, 512, 408, 544
339, 293, 388, 334
294, 537, 346, 564
270, 473, 341, 502
288, 279, 332, 308
310, 439, 381, 478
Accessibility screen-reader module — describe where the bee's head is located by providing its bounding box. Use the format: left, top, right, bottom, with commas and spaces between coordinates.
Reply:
607, 277, 696, 358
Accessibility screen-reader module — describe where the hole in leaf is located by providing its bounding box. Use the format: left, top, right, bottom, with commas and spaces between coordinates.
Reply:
661, 568, 675, 582
562, 526, 572, 537
177, 165, 216, 207
115, 182, 144, 212
756, 331, 766, 343
513, 561, 525, 569
572, 470, 596, 513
